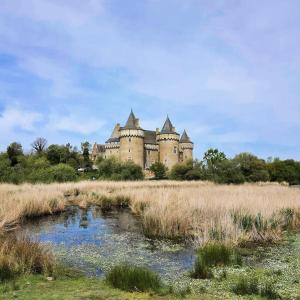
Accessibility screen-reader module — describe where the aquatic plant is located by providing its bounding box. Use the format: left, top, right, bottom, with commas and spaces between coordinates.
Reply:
105, 263, 162, 292
260, 282, 281, 299
232, 276, 280, 299
231, 276, 259, 295
191, 242, 240, 279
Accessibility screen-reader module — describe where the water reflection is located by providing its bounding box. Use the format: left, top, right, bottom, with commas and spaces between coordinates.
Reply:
22, 206, 195, 280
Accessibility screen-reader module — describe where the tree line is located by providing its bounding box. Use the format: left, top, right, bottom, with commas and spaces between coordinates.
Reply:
0, 139, 299, 185
151, 148, 300, 185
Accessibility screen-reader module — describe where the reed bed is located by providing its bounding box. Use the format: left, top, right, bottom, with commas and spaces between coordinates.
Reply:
0, 181, 300, 244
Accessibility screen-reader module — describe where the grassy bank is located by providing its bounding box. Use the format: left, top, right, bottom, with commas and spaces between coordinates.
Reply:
1, 181, 300, 244
1, 233, 300, 299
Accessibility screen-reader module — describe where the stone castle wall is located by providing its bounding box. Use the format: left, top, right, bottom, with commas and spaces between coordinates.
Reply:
105, 142, 119, 159
145, 144, 159, 169
180, 143, 193, 162
119, 129, 144, 168
157, 133, 180, 170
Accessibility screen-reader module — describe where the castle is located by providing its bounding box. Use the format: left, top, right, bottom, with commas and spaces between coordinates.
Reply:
91, 110, 193, 170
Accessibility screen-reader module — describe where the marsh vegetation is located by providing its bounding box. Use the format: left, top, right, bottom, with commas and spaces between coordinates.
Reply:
1, 181, 300, 299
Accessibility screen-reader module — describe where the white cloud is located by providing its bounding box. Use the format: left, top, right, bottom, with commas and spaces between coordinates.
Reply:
47, 114, 106, 135
0, 106, 42, 132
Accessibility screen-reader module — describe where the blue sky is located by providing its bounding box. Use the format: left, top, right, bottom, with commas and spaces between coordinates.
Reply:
0, 0, 299, 160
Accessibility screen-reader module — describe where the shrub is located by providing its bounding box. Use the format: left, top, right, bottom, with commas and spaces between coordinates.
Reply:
46, 164, 77, 182
169, 160, 193, 180
96, 158, 144, 181
106, 264, 162, 292
149, 162, 167, 179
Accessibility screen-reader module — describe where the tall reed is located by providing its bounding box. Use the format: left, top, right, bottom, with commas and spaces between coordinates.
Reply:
1, 181, 300, 244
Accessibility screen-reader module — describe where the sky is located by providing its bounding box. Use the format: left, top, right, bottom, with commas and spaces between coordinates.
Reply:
0, 0, 299, 160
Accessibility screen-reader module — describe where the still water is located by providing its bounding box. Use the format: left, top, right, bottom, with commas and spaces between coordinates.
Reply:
22, 206, 195, 281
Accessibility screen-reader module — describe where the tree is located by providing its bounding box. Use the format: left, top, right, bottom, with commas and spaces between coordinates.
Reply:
267, 159, 300, 185
96, 157, 144, 181
46, 144, 74, 165
169, 160, 194, 180
203, 148, 226, 166
202, 148, 227, 181
31, 137, 47, 155
214, 159, 245, 184
233, 153, 269, 182
47, 164, 77, 182
150, 162, 167, 179
7, 142, 23, 166
81, 141, 92, 168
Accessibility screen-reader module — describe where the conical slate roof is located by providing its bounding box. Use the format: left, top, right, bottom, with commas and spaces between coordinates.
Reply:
180, 130, 192, 143
161, 116, 176, 133
124, 109, 138, 129
106, 123, 120, 143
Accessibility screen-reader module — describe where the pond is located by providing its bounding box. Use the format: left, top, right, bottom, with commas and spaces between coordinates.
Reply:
22, 206, 195, 281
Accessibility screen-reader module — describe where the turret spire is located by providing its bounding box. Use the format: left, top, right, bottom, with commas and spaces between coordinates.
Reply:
161, 116, 175, 133
180, 129, 192, 143
124, 110, 138, 129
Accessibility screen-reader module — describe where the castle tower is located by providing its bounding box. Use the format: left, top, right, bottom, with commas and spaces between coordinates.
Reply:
179, 130, 193, 162
157, 116, 180, 170
105, 123, 121, 159
119, 110, 144, 168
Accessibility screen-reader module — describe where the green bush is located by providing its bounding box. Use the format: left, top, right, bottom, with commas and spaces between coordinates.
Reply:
106, 264, 162, 292
169, 160, 193, 180
149, 162, 167, 179
96, 158, 144, 181
46, 164, 77, 182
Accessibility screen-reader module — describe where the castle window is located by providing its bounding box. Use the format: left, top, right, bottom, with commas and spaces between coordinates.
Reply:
129, 149, 131, 152
129, 138, 131, 142
147, 150, 150, 155
173, 146, 177, 154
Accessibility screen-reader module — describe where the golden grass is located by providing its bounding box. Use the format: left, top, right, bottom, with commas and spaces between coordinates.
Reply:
0, 234, 53, 280
1, 181, 300, 244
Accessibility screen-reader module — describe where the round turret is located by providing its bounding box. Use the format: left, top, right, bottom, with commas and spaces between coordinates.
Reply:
119, 110, 144, 168
157, 116, 180, 170
179, 130, 193, 162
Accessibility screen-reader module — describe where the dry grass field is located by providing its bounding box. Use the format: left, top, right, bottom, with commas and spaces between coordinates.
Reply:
1, 181, 300, 245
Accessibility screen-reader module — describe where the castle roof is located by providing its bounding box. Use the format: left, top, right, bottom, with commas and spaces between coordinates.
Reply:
180, 130, 192, 143
96, 144, 106, 152
124, 109, 139, 129
106, 123, 120, 143
105, 137, 120, 143
161, 116, 178, 134
144, 130, 157, 144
